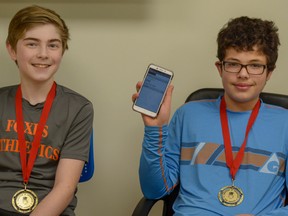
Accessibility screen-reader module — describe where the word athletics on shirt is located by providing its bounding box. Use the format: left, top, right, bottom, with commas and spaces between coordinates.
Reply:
0, 119, 59, 161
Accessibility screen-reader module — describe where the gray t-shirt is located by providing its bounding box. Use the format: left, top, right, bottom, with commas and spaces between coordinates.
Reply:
0, 84, 94, 215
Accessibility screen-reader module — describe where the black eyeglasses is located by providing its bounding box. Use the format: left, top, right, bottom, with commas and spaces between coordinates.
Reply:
221, 61, 267, 75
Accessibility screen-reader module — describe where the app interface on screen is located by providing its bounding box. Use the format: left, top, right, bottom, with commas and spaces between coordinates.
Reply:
135, 68, 171, 113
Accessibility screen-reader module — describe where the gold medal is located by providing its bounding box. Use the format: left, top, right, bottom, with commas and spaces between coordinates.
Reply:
218, 185, 244, 206
12, 188, 38, 213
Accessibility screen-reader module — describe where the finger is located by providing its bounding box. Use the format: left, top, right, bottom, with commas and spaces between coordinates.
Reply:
136, 81, 142, 92
132, 93, 139, 102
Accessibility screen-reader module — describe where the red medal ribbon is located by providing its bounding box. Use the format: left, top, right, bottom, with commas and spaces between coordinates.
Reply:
16, 82, 56, 184
220, 97, 260, 180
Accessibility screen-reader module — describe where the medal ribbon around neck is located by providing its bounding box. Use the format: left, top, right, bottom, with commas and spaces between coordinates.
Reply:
220, 97, 261, 180
16, 82, 56, 184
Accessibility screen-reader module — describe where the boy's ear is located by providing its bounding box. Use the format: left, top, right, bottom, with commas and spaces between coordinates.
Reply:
215, 61, 223, 77
266, 70, 273, 81
6, 43, 17, 61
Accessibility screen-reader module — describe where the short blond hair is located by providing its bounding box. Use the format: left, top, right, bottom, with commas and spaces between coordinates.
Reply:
6, 5, 70, 53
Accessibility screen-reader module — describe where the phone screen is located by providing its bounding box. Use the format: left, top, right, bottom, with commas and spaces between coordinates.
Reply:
135, 68, 172, 113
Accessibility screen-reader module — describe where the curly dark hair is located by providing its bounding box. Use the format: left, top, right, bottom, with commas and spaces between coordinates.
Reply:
217, 16, 280, 72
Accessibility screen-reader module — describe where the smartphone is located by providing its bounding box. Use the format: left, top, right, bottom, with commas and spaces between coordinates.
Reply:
133, 64, 174, 117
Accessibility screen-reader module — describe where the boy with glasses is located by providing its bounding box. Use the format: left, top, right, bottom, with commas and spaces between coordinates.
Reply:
132, 16, 288, 215
0, 5, 93, 216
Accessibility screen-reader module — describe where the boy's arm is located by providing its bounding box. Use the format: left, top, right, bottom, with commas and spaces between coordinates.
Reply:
135, 83, 178, 198
139, 115, 181, 199
30, 158, 84, 216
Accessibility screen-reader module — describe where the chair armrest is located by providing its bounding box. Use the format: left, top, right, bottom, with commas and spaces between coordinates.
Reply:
132, 197, 161, 216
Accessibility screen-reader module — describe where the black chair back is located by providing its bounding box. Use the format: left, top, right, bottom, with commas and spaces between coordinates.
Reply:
186, 88, 288, 108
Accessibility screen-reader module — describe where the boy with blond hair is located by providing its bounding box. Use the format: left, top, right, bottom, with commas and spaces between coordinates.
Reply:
0, 5, 93, 216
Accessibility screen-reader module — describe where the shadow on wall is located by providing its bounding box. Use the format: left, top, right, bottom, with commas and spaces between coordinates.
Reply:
0, 0, 151, 20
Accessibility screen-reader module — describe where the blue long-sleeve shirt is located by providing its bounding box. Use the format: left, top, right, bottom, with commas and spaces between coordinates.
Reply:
139, 97, 288, 216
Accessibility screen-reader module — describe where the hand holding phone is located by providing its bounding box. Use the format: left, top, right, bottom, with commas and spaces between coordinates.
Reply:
133, 64, 174, 118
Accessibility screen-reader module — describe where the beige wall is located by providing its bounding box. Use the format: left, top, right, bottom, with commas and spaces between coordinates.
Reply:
0, 0, 288, 215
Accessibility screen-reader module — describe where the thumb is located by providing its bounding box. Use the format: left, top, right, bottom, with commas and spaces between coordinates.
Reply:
162, 85, 174, 106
